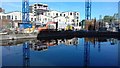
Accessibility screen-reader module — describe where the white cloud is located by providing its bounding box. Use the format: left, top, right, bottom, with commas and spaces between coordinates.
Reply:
1, 0, 120, 2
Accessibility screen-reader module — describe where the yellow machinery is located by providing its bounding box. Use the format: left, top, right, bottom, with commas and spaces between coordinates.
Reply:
65, 25, 73, 30
24, 26, 35, 33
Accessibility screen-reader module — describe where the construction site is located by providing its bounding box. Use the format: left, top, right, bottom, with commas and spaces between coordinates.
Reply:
0, 0, 120, 68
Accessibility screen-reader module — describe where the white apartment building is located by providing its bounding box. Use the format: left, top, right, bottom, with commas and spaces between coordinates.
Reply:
0, 11, 22, 21
62, 12, 80, 26
42, 11, 80, 26
0, 11, 22, 28
29, 3, 80, 27
30, 3, 48, 15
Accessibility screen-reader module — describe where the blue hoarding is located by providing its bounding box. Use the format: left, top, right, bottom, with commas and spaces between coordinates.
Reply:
19, 23, 32, 29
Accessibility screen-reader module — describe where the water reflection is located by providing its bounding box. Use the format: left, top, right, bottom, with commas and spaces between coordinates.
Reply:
23, 42, 30, 67
30, 38, 79, 51
1, 37, 119, 67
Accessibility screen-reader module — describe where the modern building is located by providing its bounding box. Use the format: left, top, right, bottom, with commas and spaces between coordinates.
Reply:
30, 3, 49, 15
0, 11, 22, 28
61, 12, 80, 26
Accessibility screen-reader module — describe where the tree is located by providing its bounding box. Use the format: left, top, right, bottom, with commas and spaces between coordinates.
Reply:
103, 15, 117, 23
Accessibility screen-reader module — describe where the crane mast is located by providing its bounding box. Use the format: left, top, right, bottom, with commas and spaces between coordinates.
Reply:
85, 0, 91, 20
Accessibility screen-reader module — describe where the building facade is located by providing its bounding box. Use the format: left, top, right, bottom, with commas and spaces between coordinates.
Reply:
30, 3, 48, 15
30, 3, 80, 27
0, 11, 22, 28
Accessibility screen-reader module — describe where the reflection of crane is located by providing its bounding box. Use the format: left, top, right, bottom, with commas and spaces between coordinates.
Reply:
23, 42, 30, 67
84, 40, 90, 67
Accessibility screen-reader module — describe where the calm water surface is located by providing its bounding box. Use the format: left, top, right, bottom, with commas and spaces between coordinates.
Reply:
1, 37, 119, 67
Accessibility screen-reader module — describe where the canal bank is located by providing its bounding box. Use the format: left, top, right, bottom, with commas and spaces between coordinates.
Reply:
0, 34, 37, 41
37, 31, 120, 40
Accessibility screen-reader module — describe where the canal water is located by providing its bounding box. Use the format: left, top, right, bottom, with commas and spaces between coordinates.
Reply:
0, 37, 119, 67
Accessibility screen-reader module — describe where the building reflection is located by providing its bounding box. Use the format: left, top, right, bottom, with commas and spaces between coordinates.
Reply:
84, 37, 117, 52
58, 38, 78, 45
30, 38, 79, 51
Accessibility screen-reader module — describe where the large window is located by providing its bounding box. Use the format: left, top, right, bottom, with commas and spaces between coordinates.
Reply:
2, 16, 6, 20
15, 16, 17, 20
7, 15, 11, 20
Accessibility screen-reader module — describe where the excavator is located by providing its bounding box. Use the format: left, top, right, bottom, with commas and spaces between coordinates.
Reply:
38, 22, 57, 32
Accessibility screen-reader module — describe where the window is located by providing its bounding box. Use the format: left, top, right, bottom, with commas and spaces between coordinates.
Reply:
70, 13, 72, 15
45, 18, 47, 21
56, 13, 58, 16
2, 16, 6, 20
44, 13, 47, 16
77, 13, 79, 15
39, 18, 41, 21
77, 20, 79, 22
77, 17, 79, 19
35, 18, 36, 21
48, 13, 50, 16
60, 14, 62, 16
31, 18, 33, 21
59, 19, 61, 22
15, 16, 17, 20
7, 15, 11, 20
12, 16, 13, 20
34, 4, 37, 6
64, 14, 65, 17
72, 19, 74, 22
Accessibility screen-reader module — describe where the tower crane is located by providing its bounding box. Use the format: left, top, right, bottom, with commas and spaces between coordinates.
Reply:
85, 0, 91, 20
